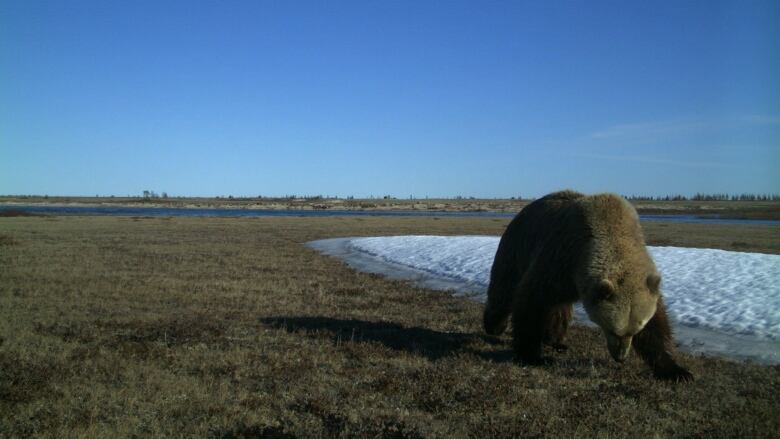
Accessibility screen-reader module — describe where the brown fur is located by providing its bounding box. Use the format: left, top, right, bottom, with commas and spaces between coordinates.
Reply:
484, 190, 693, 381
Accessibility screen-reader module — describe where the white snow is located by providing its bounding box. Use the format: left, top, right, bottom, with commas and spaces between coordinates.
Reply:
309, 235, 780, 364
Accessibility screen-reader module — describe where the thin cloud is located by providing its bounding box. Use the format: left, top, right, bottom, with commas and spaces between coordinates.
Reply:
589, 114, 780, 141
572, 152, 735, 169
589, 119, 710, 140
738, 114, 780, 126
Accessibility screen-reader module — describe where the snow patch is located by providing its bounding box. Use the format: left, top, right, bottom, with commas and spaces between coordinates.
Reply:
308, 236, 780, 364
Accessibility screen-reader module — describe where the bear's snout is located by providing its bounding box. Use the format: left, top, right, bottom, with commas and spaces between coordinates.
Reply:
605, 333, 632, 363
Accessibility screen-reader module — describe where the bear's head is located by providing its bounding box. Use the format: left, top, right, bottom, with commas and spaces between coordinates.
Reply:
582, 272, 661, 362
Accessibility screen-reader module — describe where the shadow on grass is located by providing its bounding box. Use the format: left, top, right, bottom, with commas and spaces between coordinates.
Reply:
0, 209, 45, 217
211, 424, 297, 439
260, 316, 510, 362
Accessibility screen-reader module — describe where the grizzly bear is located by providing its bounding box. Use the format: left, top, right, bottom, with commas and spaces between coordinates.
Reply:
484, 190, 693, 381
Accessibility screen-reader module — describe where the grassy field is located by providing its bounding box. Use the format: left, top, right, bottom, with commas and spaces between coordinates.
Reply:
1, 215, 779, 437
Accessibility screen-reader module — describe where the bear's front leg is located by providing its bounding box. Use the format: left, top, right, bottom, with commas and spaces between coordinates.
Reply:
632, 300, 694, 382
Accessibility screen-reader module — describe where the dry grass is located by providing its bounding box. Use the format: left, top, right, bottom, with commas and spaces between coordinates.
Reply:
0, 216, 778, 437
642, 222, 780, 254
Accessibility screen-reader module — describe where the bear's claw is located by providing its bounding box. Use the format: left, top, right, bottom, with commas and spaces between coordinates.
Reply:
654, 365, 694, 382
550, 343, 569, 353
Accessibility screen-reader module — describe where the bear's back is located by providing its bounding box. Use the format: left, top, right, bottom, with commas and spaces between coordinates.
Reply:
577, 193, 645, 246
576, 193, 654, 279
504, 190, 585, 249
496, 191, 590, 276
506, 191, 647, 272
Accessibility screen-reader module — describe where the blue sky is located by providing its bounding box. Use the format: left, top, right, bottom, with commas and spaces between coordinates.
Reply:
1, 0, 778, 198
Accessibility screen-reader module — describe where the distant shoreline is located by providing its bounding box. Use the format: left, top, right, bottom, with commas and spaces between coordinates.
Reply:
3, 196, 780, 220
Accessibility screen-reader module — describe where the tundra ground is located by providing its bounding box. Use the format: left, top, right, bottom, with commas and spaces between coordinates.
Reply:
1, 216, 778, 437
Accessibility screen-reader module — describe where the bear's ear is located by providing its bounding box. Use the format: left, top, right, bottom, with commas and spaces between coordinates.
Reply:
646, 273, 661, 292
594, 279, 616, 302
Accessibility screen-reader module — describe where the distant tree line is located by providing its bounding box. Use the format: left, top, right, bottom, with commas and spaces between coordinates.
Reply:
280, 195, 339, 200
142, 190, 168, 199
4, 192, 779, 202
624, 193, 780, 201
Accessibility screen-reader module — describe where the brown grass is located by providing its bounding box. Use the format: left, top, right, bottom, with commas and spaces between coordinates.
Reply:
0, 216, 778, 437
642, 222, 780, 254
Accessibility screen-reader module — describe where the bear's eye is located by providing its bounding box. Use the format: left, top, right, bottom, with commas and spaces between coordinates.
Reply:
594, 279, 616, 302
646, 273, 661, 292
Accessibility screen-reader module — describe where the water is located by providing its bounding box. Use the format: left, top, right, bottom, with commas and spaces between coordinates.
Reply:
0, 204, 514, 219
2, 204, 779, 226
638, 214, 780, 226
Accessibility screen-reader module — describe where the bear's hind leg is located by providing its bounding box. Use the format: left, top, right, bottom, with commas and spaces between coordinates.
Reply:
543, 303, 573, 352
